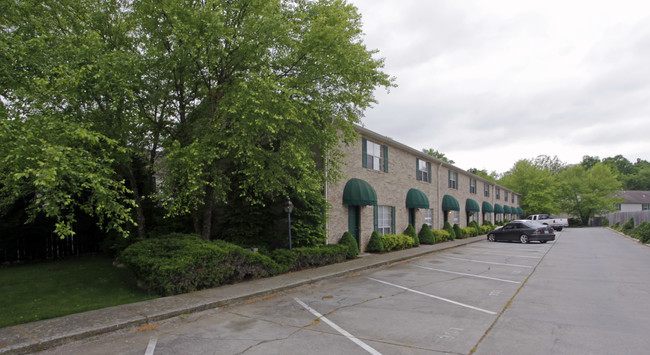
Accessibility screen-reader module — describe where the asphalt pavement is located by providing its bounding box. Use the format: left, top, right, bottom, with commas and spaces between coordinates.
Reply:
0, 236, 483, 354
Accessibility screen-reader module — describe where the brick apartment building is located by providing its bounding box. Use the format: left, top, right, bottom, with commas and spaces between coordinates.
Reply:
326, 126, 522, 250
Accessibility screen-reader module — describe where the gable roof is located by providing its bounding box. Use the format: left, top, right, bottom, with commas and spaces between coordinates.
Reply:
618, 190, 650, 204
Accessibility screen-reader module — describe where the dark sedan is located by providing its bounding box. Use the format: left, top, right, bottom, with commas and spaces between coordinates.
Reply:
487, 220, 555, 244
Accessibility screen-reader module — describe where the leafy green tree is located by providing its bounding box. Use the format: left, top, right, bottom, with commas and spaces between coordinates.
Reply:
623, 159, 650, 190
580, 155, 601, 170
467, 168, 499, 182
423, 148, 455, 164
1, 0, 394, 243
557, 163, 623, 225
499, 159, 559, 215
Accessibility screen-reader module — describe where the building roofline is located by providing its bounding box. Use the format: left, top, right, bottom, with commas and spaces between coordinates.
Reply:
354, 125, 519, 195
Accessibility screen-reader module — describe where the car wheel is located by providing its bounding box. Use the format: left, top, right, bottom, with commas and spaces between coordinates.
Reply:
519, 234, 529, 244
488, 234, 495, 242
556, 227, 563, 231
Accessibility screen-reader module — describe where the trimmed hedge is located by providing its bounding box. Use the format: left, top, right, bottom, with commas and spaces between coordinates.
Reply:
120, 234, 348, 296
338, 232, 359, 259
622, 218, 635, 233
120, 234, 281, 296
418, 224, 435, 245
367, 233, 414, 252
433, 229, 450, 242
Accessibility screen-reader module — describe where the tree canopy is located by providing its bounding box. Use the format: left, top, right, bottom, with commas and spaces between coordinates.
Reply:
1, 0, 393, 241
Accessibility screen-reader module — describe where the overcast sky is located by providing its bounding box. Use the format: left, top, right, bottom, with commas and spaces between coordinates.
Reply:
350, 0, 650, 173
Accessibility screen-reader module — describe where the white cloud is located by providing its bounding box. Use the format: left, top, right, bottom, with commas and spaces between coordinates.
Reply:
352, 0, 650, 173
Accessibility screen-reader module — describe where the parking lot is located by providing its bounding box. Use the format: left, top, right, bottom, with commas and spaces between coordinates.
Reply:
41, 228, 650, 354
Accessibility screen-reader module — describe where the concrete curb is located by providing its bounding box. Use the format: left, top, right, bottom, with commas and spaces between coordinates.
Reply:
0, 236, 483, 354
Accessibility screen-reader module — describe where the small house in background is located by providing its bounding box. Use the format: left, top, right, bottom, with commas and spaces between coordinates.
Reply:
614, 191, 650, 211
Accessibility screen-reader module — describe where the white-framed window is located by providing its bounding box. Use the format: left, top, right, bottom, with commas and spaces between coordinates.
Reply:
417, 159, 430, 182
484, 212, 492, 222
470, 178, 477, 194
448, 170, 458, 189
616, 204, 622, 211
484, 184, 490, 197
453, 210, 459, 224
377, 206, 392, 235
496, 188, 501, 200
424, 209, 433, 228
512, 194, 515, 203
504, 191, 509, 201
366, 140, 383, 171
643, 204, 649, 210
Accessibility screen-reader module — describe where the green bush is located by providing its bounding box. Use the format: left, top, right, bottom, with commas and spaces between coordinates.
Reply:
453, 224, 462, 239
338, 232, 359, 259
601, 218, 609, 227
418, 224, 435, 244
444, 222, 456, 240
404, 224, 419, 246
622, 218, 635, 233
367, 231, 384, 252
289, 245, 348, 270
367, 233, 414, 252
461, 227, 477, 238
120, 235, 281, 296
480, 225, 492, 234
433, 229, 450, 242
468, 221, 481, 235
631, 222, 650, 243
613, 222, 620, 230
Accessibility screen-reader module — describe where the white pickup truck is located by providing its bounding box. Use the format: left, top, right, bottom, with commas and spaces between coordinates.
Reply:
525, 214, 569, 231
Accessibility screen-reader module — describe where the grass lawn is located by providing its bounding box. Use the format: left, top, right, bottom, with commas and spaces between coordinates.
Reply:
0, 255, 158, 328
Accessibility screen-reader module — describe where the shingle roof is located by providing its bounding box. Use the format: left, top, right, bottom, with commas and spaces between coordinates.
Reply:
618, 190, 650, 204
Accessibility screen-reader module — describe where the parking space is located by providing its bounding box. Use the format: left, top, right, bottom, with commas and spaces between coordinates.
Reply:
42, 237, 558, 355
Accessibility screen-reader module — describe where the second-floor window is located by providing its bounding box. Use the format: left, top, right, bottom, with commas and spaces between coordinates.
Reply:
484, 184, 490, 197
496, 188, 501, 200
505, 191, 509, 201
416, 158, 431, 182
363, 138, 387, 172
470, 178, 477, 194
643, 204, 650, 211
448, 171, 458, 189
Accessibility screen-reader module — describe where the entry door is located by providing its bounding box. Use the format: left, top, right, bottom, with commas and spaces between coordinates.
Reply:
409, 208, 415, 227
348, 206, 361, 247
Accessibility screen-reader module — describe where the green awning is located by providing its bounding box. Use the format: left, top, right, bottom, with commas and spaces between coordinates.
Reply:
494, 204, 504, 213
518, 207, 524, 214
406, 188, 430, 209
465, 198, 480, 212
482, 201, 494, 213
503, 205, 512, 214
342, 178, 377, 206
442, 194, 460, 211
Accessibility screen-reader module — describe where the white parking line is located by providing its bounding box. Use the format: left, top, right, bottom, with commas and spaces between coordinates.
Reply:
368, 278, 496, 315
414, 265, 521, 284
144, 337, 157, 355
442, 256, 533, 268
294, 298, 382, 355
464, 252, 540, 259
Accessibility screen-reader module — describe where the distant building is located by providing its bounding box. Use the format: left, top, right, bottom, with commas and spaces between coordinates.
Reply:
614, 190, 650, 212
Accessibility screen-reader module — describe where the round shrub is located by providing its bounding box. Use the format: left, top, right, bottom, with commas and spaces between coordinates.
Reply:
444, 222, 456, 240
404, 224, 419, 246
367, 231, 384, 252
338, 232, 359, 259
418, 224, 435, 244
453, 224, 462, 239
433, 229, 450, 242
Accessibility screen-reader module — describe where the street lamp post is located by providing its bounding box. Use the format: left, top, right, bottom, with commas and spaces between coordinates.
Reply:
284, 200, 294, 250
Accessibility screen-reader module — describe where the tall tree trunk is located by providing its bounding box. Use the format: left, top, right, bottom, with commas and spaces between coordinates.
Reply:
125, 166, 147, 239
201, 185, 214, 240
